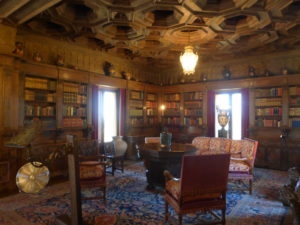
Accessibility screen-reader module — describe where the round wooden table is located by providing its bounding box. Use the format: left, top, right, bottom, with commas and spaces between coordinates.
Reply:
139, 143, 196, 189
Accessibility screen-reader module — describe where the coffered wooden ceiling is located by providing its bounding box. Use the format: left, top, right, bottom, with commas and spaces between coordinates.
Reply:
1, 0, 300, 63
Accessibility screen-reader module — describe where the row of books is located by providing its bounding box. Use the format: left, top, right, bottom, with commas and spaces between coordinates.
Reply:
183, 118, 203, 126
25, 77, 56, 91
146, 101, 157, 108
63, 83, 87, 94
166, 102, 180, 109
130, 91, 143, 100
25, 105, 55, 116
63, 106, 86, 117
25, 90, 55, 102
256, 119, 281, 128
290, 119, 300, 128
163, 117, 180, 125
290, 98, 300, 106
289, 108, 300, 116
164, 108, 181, 116
130, 100, 143, 108
130, 118, 144, 127
146, 94, 156, 101
165, 94, 180, 101
183, 92, 202, 101
62, 118, 86, 128
63, 93, 87, 104
255, 88, 282, 97
129, 109, 143, 116
255, 98, 282, 107
146, 109, 157, 116
146, 117, 158, 126
24, 120, 56, 129
184, 101, 202, 108
184, 109, 202, 116
256, 107, 282, 116
289, 86, 300, 96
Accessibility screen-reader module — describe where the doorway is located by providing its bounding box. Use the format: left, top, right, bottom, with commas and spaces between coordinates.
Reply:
98, 90, 118, 142
215, 92, 242, 140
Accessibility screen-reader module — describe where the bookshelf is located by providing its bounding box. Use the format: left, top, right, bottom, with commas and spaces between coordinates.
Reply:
163, 93, 181, 126
62, 81, 87, 129
24, 75, 57, 130
183, 91, 203, 127
289, 86, 300, 128
128, 90, 144, 128
254, 87, 283, 128
145, 93, 158, 127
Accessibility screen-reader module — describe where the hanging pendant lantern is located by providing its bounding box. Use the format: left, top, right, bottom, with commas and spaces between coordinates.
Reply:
180, 45, 198, 75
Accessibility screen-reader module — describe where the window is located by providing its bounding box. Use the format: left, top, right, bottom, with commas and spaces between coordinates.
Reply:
98, 90, 118, 142
215, 92, 242, 140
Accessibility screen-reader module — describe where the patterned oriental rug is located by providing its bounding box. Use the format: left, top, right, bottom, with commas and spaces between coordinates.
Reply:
0, 162, 291, 225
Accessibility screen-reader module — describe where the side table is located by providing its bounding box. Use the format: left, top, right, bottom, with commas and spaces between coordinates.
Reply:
106, 155, 124, 176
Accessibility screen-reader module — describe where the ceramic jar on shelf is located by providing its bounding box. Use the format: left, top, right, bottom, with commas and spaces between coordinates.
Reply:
113, 136, 127, 156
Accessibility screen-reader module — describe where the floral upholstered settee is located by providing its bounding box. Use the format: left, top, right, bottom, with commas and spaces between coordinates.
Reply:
192, 137, 258, 174
192, 137, 258, 194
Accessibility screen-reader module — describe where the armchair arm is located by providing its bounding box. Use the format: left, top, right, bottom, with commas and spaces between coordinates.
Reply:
163, 170, 179, 182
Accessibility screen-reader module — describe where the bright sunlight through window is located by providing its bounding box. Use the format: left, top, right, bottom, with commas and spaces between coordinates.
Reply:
215, 92, 242, 140
103, 91, 117, 142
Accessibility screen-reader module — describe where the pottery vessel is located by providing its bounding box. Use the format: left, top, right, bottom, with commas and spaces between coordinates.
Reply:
113, 136, 127, 156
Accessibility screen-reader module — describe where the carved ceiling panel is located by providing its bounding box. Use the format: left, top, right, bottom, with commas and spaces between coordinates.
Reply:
1, 0, 300, 64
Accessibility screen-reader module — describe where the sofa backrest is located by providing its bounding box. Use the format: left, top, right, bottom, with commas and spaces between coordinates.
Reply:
192, 137, 258, 164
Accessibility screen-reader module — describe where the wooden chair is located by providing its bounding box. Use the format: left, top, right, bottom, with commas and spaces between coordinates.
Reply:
75, 139, 108, 202
228, 138, 258, 194
103, 141, 125, 176
164, 154, 230, 225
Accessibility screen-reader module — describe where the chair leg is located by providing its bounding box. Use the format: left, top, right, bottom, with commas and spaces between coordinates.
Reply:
103, 187, 106, 204
249, 179, 253, 195
222, 208, 226, 225
178, 214, 182, 225
165, 201, 168, 222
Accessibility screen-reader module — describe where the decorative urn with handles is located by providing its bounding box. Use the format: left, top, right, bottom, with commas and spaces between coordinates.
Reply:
113, 136, 127, 156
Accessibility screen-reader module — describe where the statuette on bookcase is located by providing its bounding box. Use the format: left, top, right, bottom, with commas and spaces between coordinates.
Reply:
282, 67, 288, 75
249, 66, 255, 77
56, 55, 64, 66
12, 42, 24, 57
33, 52, 42, 62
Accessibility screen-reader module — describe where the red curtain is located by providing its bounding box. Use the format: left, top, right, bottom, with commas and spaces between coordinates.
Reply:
241, 88, 249, 138
92, 85, 99, 139
207, 90, 215, 137
119, 89, 126, 136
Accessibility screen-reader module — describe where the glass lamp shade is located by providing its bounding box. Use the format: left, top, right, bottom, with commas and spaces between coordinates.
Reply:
180, 46, 198, 75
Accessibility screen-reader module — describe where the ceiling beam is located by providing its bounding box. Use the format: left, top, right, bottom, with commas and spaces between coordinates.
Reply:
0, 0, 30, 18
11, 0, 62, 25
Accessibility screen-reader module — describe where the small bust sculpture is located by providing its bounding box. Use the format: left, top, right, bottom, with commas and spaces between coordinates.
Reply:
12, 42, 24, 57
222, 66, 231, 79
249, 66, 255, 77
33, 52, 42, 62
56, 55, 64, 66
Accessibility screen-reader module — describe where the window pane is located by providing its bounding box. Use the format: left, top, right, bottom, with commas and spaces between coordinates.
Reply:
232, 93, 242, 140
103, 91, 117, 142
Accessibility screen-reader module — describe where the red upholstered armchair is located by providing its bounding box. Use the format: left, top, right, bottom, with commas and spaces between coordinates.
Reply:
164, 154, 230, 225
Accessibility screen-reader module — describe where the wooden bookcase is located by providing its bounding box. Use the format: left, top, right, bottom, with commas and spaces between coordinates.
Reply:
162, 93, 181, 126
24, 75, 57, 130
183, 91, 203, 127
288, 86, 300, 128
62, 81, 88, 129
145, 93, 158, 127
128, 90, 144, 128
254, 87, 283, 128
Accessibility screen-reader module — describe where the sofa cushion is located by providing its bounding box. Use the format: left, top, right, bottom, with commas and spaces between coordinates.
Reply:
230, 140, 243, 158
209, 138, 231, 154
80, 161, 105, 180
192, 137, 211, 154
240, 140, 255, 159
229, 160, 250, 173
166, 179, 222, 202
